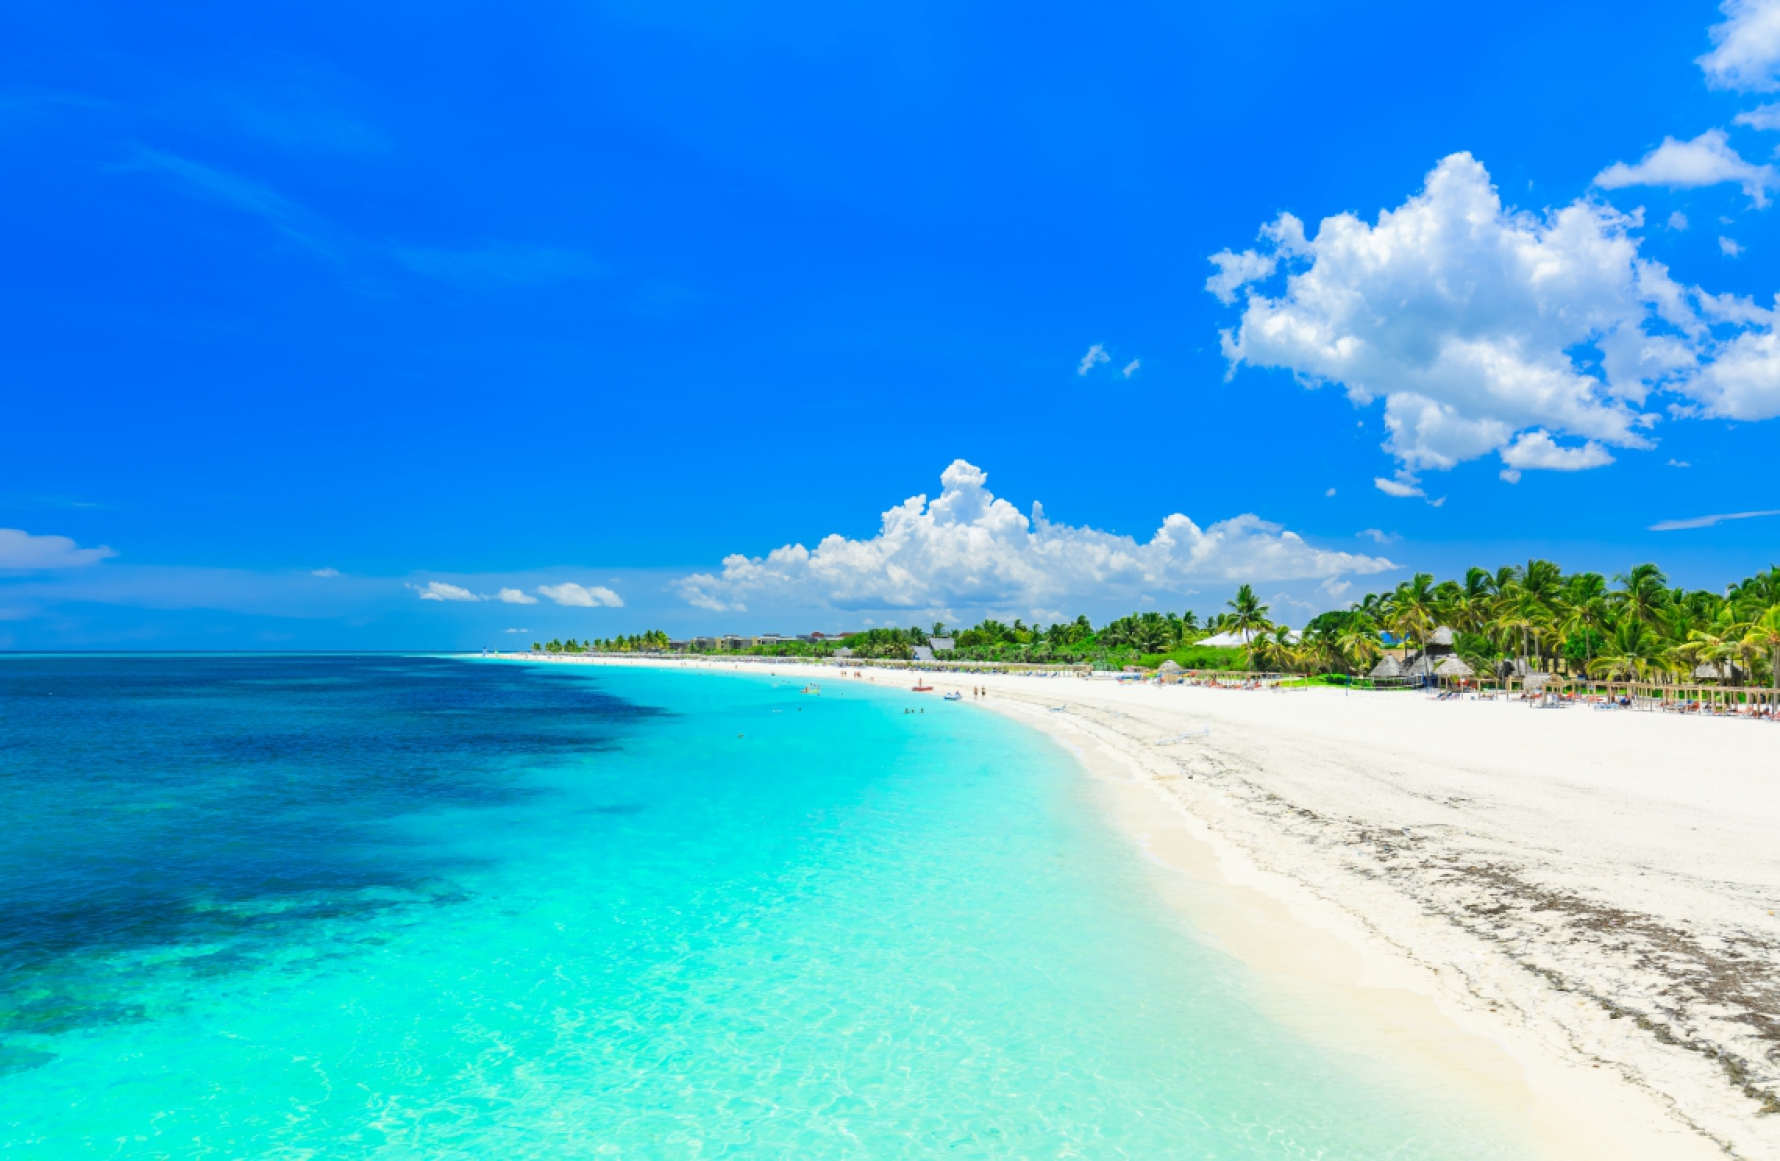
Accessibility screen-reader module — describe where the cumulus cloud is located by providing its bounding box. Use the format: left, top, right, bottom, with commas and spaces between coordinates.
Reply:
1207, 248, 1278, 306
1213, 155, 1678, 473
1499, 431, 1615, 478
412, 581, 480, 602
1121, 358, 1141, 378
1721, 236, 1746, 257
1076, 343, 1110, 375
1700, 0, 1780, 91
1668, 211, 1690, 230
496, 587, 538, 604
1689, 329, 1780, 417
1206, 213, 1307, 305
538, 582, 623, 607
0, 529, 116, 569
673, 460, 1395, 615
1210, 151, 1780, 477
1595, 130, 1777, 206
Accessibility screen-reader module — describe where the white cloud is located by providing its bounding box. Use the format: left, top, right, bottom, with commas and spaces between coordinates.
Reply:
1324, 487, 1337, 497
1721, 235, 1746, 256
0, 529, 116, 569
1076, 343, 1110, 375
1206, 213, 1306, 305
496, 587, 538, 604
1668, 211, 1690, 230
1689, 328, 1780, 417
673, 460, 1395, 615
1595, 130, 1776, 206
1356, 528, 1400, 544
1736, 102, 1780, 129
1215, 155, 1681, 475
412, 581, 481, 602
1373, 475, 1426, 499
1650, 508, 1780, 530
504, 628, 532, 633
1121, 358, 1141, 378
1499, 430, 1615, 475
1210, 151, 1780, 477
1668, 458, 1691, 466
311, 567, 341, 577
1700, 0, 1780, 91
1207, 249, 1278, 306
537, 582, 624, 607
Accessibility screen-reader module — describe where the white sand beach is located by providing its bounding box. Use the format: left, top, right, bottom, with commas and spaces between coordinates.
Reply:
504, 654, 1780, 1159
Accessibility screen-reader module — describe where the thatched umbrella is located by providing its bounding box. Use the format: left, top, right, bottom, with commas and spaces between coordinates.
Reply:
1434, 655, 1474, 679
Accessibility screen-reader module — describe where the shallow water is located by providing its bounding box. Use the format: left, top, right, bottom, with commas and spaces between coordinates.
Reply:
0, 656, 1528, 1157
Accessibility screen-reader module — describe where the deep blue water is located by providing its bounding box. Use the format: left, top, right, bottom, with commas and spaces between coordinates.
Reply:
0, 656, 1530, 1157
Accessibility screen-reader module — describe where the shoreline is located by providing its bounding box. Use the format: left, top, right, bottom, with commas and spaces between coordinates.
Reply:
490, 652, 1777, 1159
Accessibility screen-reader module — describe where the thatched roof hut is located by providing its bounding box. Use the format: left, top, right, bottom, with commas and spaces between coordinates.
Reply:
1434, 655, 1474, 678
1370, 655, 1404, 680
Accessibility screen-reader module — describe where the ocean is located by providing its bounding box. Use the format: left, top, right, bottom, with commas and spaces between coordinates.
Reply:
0, 655, 1526, 1157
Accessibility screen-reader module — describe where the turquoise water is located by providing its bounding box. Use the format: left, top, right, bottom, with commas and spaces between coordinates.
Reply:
0, 656, 1527, 1157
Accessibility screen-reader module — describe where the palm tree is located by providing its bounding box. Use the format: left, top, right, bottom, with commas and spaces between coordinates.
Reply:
1225, 584, 1272, 641
1336, 614, 1384, 675
1450, 568, 1494, 635
1249, 625, 1300, 674
1612, 563, 1669, 628
1588, 619, 1664, 683
1133, 611, 1171, 654
1557, 574, 1609, 677
1743, 605, 1780, 690
1388, 572, 1440, 654
1494, 588, 1551, 673
1728, 567, 1780, 617
1679, 606, 1754, 684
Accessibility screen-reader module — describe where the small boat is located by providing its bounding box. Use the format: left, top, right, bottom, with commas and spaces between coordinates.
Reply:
801, 683, 821, 695
943, 691, 962, 701
912, 683, 934, 692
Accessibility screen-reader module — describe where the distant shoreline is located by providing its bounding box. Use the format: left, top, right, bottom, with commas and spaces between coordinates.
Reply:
494, 650, 1776, 1159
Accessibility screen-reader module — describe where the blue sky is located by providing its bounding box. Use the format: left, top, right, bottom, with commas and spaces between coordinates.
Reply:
5, 0, 1780, 648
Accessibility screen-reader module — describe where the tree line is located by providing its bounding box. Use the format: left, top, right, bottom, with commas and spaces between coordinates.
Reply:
524, 560, 1780, 686
1283, 562, 1780, 687
533, 631, 671, 654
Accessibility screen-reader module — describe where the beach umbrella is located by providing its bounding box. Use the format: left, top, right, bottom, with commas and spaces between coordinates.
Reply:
1434, 656, 1474, 678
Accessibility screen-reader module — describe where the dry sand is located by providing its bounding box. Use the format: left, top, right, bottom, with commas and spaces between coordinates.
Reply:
501, 654, 1780, 1159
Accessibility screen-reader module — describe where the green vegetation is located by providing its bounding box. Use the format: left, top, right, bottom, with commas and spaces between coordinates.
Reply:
1137, 644, 1247, 671
1283, 561, 1780, 687
532, 561, 1780, 688
534, 631, 670, 654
